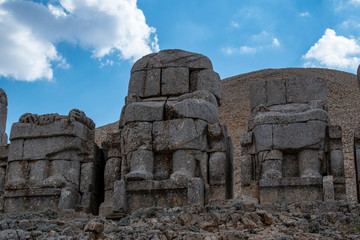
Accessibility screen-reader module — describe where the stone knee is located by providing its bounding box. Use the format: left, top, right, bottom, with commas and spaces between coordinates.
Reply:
171, 150, 196, 180
260, 150, 283, 179
298, 149, 322, 178
125, 150, 154, 180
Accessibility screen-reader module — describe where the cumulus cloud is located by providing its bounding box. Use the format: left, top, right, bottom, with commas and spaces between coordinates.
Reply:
303, 28, 360, 71
0, 0, 159, 81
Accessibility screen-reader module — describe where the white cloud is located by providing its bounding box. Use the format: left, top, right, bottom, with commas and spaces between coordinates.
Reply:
272, 37, 280, 47
303, 28, 360, 71
222, 46, 257, 55
299, 11, 310, 17
350, 0, 360, 5
0, 0, 159, 81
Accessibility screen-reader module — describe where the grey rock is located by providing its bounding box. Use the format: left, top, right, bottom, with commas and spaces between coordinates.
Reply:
286, 77, 327, 104
58, 187, 80, 210
249, 80, 267, 111
161, 67, 189, 95
165, 98, 219, 123
329, 150, 344, 177
189, 69, 222, 104
298, 149, 322, 178
121, 102, 164, 125
188, 178, 204, 205
177, 90, 218, 107
267, 78, 286, 106
153, 119, 207, 152
171, 150, 197, 180
113, 180, 127, 213
29, 160, 49, 187
80, 162, 94, 193
209, 152, 227, 185
328, 125, 342, 139
104, 158, 122, 190
253, 124, 273, 153
125, 150, 154, 180
131, 49, 213, 73
323, 175, 335, 202
273, 121, 326, 150
128, 69, 161, 97
0, 229, 26, 240
121, 122, 152, 155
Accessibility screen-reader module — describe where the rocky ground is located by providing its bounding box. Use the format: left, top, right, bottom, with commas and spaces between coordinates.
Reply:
1, 200, 360, 239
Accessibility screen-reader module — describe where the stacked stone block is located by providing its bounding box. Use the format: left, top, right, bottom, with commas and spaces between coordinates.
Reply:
4, 109, 103, 214
100, 49, 233, 216
0, 89, 8, 209
241, 77, 346, 203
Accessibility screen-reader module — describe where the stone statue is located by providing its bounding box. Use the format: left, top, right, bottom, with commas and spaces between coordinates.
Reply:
241, 77, 346, 203
100, 49, 234, 216
4, 109, 102, 213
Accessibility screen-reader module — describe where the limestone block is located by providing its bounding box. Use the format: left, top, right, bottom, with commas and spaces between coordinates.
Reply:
29, 160, 49, 187
209, 152, 227, 185
131, 49, 213, 73
58, 187, 80, 210
153, 154, 172, 180
113, 180, 127, 213
177, 90, 218, 107
286, 77, 327, 104
273, 121, 326, 150
161, 67, 189, 95
122, 102, 164, 124
10, 120, 94, 142
0, 132, 7, 146
298, 149, 322, 178
323, 175, 335, 202
153, 119, 207, 152
250, 80, 267, 111
165, 98, 219, 123
104, 158, 122, 190
189, 69, 222, 103
125, 150, 154, 180
171, 150, 197, 179
253, 125, 273, 153
49, 160, 81, 187
262, 160, 282, 179
329, 150, 345, 177
22, 137, 82, 160
128, 70, 146, 97
188, 178, 204, 205
267, 78, 286, 106
6, 161, 27, 189
8, 139, 24, 162
144, 69, 161, 97
121, 122, 152, 155
128, 69, 161, 97
80, 162, 94, 193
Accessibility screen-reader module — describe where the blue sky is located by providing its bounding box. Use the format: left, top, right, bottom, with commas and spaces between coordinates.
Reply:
1, 0, 360, 138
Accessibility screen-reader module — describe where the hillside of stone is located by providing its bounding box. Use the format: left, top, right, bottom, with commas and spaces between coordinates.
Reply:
95, 67, 360, 201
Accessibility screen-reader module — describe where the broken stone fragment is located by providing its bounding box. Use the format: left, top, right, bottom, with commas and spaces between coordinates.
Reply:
190, 69, 222, 105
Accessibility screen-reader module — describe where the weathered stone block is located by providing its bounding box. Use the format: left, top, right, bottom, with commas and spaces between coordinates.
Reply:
189, 69, 222, 103
171, 150, 197, 179
80, 162, 94, 193
113, 180, 127, 213
144, 69, 161, 97
329, 150, 344, 177
165, 98, 219, 123
125, 150, 154, 180
250, 80, 266, 111
286, 77, 327, 104
29, 160, 49, 187
209, 152, 227, 185
273, 121, 326, 150
177, 90, 218, 107
121, 122, 152, 155
323, 175, 335, 202
153, 119, 207, 152
298, 149, 322, 178
131, 49, 213, 73
328, 125, 342, 139
153, 153, 172, 180
58, 187, 80, 210
188, 178, 204, 205
6, 161, 27, 189
128, 70, 145, 97
161, 67, 189, 95
8, 139, 23, 161
104, 158, 122, 190
49, 160, 81, 187
267, 78, 286, 106
253, 125, 273, 153
122, 102, 164, 124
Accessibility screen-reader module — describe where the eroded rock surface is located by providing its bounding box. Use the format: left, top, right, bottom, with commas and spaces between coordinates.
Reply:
241, 77, 346, 203
100, 49, 234, 217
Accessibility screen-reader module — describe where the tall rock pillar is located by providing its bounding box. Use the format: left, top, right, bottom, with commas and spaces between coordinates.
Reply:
0, 89, 7, 146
